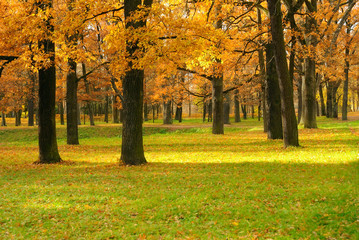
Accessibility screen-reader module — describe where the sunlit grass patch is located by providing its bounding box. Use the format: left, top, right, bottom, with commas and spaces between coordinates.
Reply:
0, 115, 358, 239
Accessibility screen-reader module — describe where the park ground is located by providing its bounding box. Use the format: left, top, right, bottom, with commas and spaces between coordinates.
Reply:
0, 114, 358, 239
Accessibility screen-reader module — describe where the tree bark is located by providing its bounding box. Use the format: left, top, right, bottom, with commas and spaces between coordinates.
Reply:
234, 89, 241, 122
265, 43, 283, 139
297, 75, 303, 123
66, 58, 79, 144
224, 93, 230, 124
211, 5, 224, 134
163, 100, 173, 124
27, 73, 36, 127
175, 104, 182, 122
104, 94, 109, 123
82, 63, 95, 126
267, 0, 299, 147
319, 82, 326, 116
120, 0, 152, 165
15, 109, 22, 126
342, 28, 350, 120
112, 95, 119, 123
303, 58, 317, 128
203, 99, 207, 122
241, 105, 247, 119
59, 101, 65, 125
36, 1, 61, 163
1, 112, 6, 126
144, 101, 149, 121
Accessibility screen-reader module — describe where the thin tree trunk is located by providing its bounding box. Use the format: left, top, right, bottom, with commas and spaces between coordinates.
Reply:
59, 101, 65, 125
267, 0, 299, 147
82, 63, 95, 126
234, 89, 241, 122
342, 33, 350, 120
152, 104, 155, 123
28, 73, 36, 127
15, 109, 22, 126
144, 102, 149, 121
203, 99, 207, 122
303, 57, 318, 128
241, 105, 247, 119
1, 112, 6, 126
112, 96, 119, 123
163, 100, 172, 124
188, 95, 191, 117
28, 98, 35, 126
66, 58, 79, 144
224, 93, 230, 124
297, 75, 303, 123
77, 102, 81, 125
319, 82, 326, 116
208, 100, 212, 122
104, 94, 109, 123
265, 43, 283, 139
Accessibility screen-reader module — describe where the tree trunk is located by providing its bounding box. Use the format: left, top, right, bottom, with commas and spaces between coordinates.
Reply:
144, 101, 149, 121
319, 82, 326, 116
119, 108, 123, 123
342, 37, 350, 120
163, 100, 172, 124
188, 95, 191, 117
16, 109, 22, 126
112, 96, 119, 123
104, 95, 109, 123
36, 1, 62, 163
327, 81, 341, 118
241, 105, 247, 119
224, 93, 230, 124
81, 63, 95, 126
265, 43, 283, 139
234, 89, 241, 122
207, 100, 212, 122
28, 73, 36, 127
120, 0, 152, 165
1, 112, 6, 126
297, 75, 303, 123
77, 102, 81, 125
267, 0, 299, 147
66, 58, 79, 144
203, 99, 207, 122
59, 101, 65, 125
211, 5, 224, 134
152, 104, 155, 123
251, 105, 254, 119
302, 58, 317, 128
175, 104, 182, 122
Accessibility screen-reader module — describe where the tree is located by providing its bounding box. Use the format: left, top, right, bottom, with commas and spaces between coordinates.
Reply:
36, 0, 62, 163
120, 0, 153, 165
265, 43, 283, 139
267, 0, 299, 147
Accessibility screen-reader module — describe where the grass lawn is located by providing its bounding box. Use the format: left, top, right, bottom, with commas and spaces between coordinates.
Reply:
0, 115, 358, 239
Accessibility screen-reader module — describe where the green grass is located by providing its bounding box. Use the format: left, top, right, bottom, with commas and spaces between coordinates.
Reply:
0, 116, 358, 239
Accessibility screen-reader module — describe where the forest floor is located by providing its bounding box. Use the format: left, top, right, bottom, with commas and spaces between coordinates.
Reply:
0, 114, 358, 239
